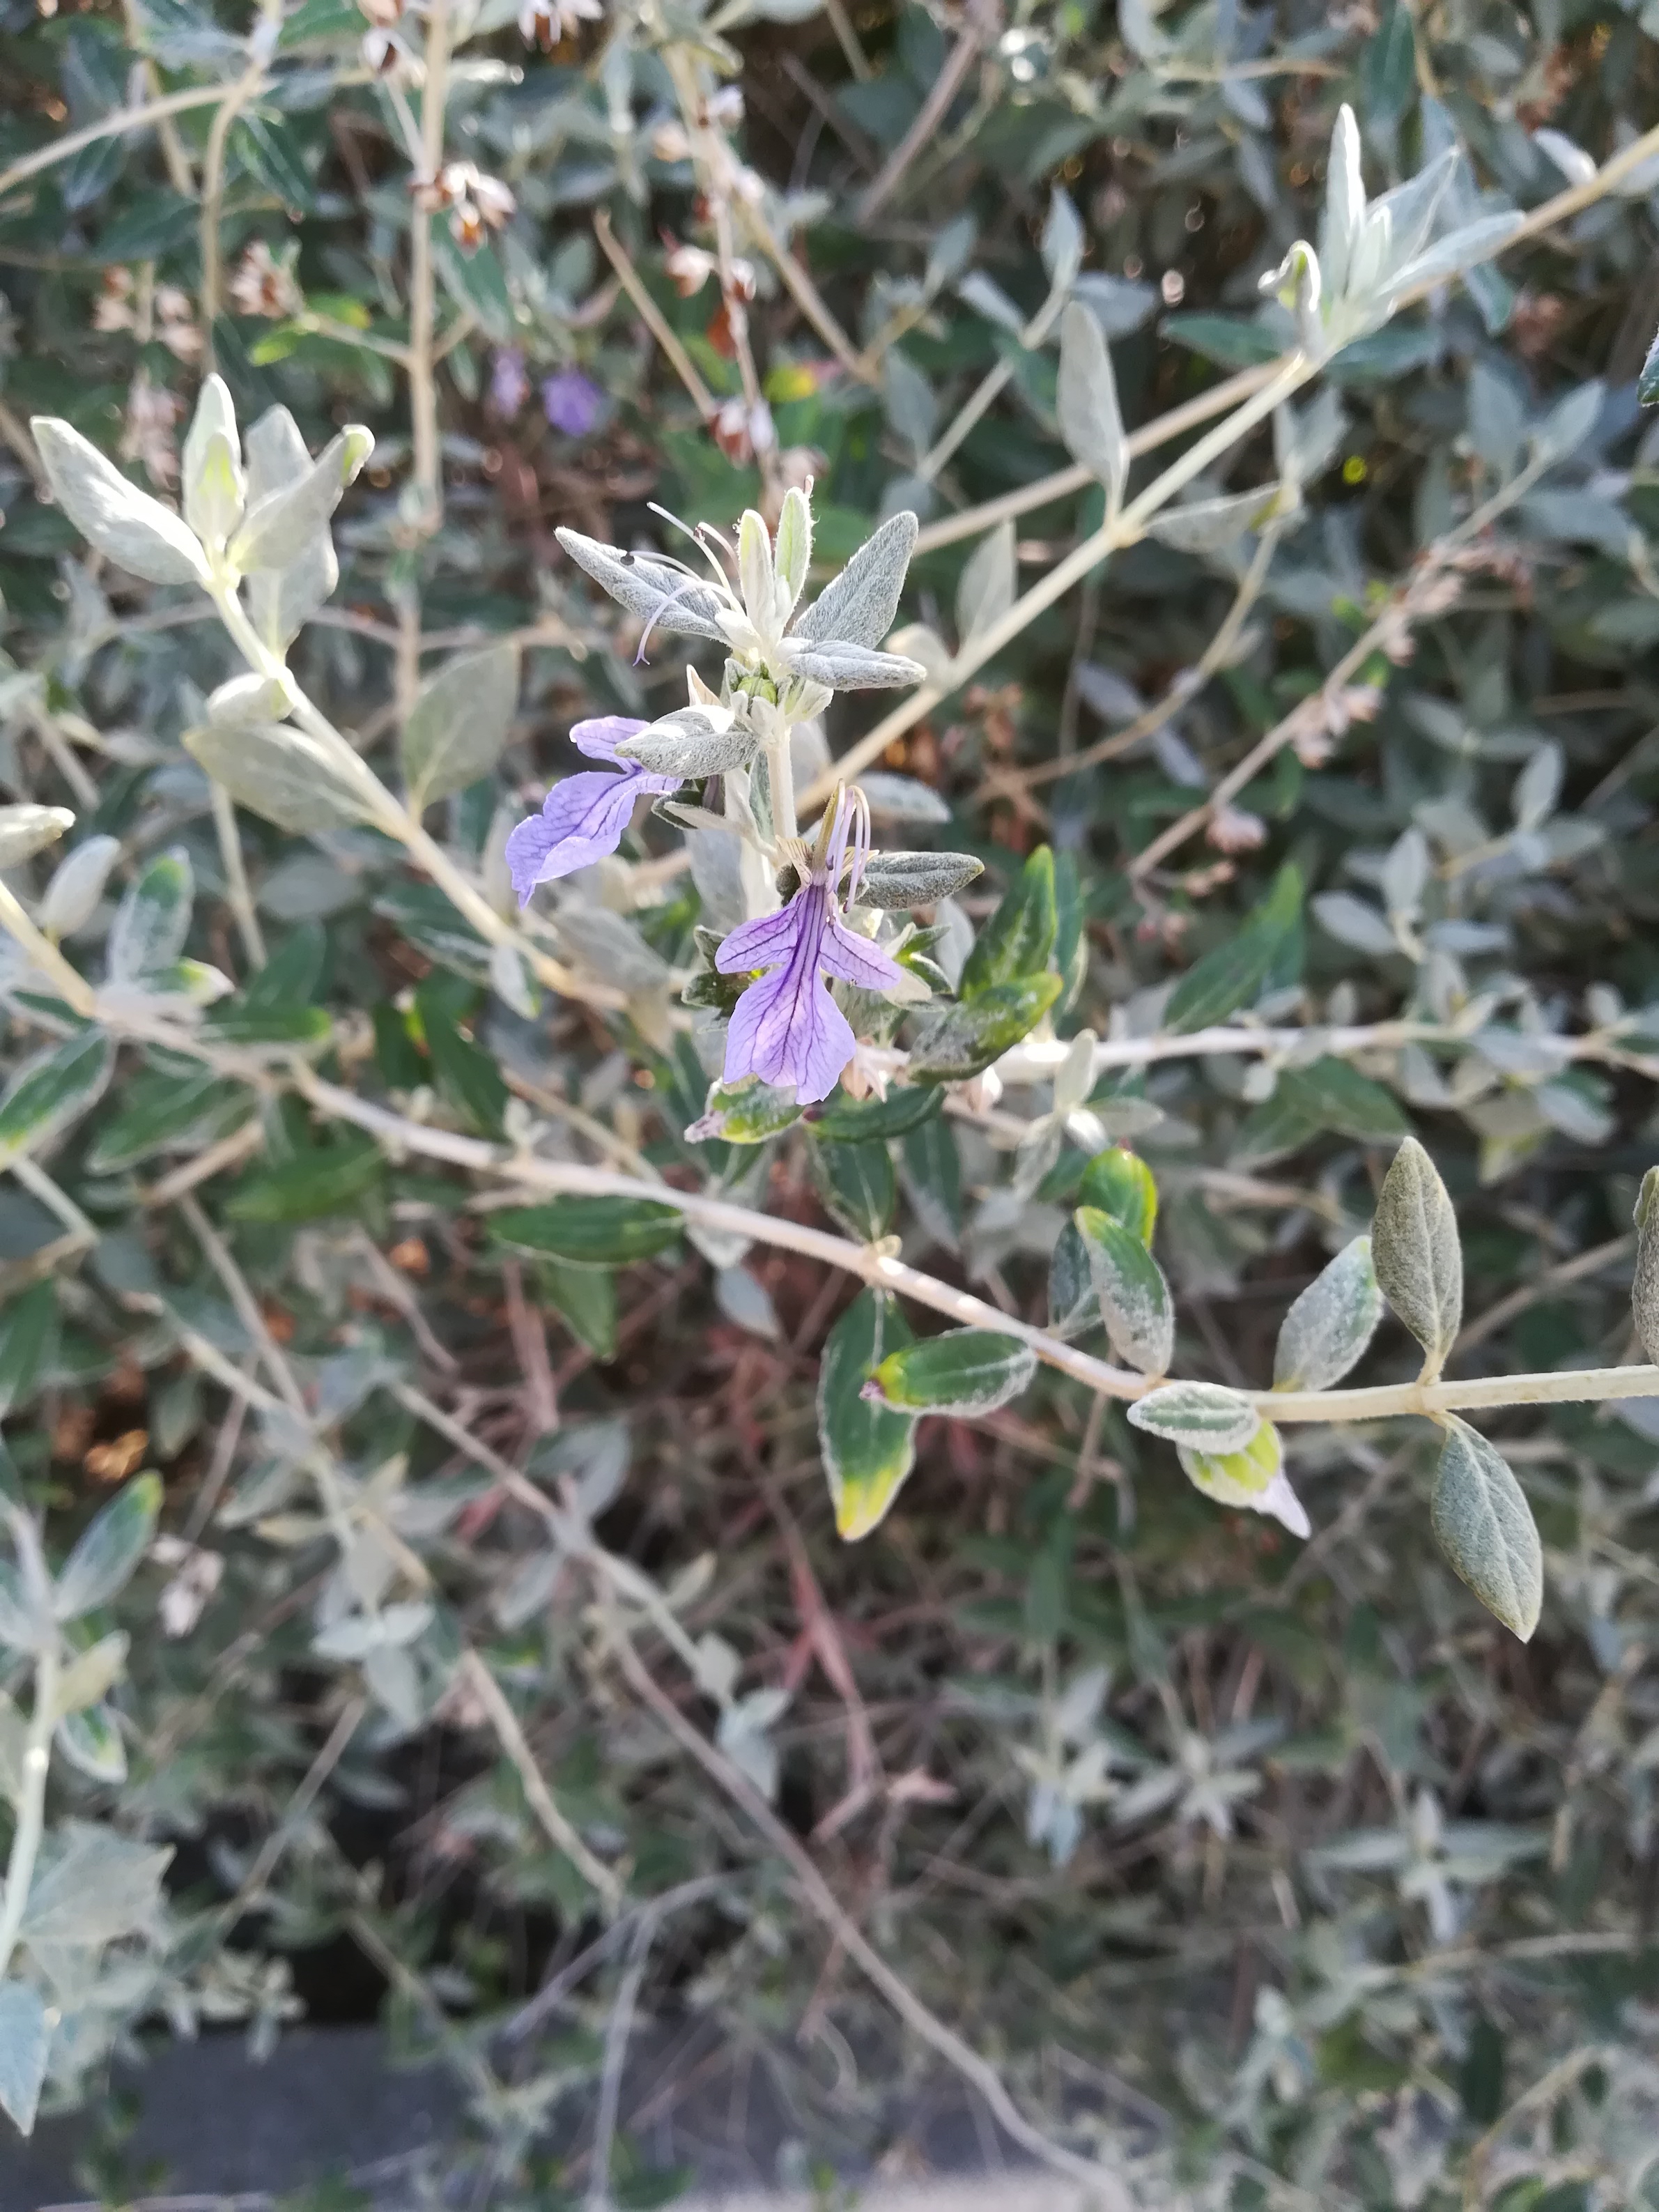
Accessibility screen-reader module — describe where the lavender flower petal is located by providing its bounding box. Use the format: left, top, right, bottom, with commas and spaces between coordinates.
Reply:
569, 715, 647, 764
819, 912, 905, 992
504, 771, 642, 903
723, 956, 857, 1105
715, 898, 812, 974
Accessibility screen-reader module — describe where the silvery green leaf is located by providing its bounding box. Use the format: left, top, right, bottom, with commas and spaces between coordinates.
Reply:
1387, 213, 1523, 301
1146, 485, 1283, 555
56, 1700, 125, 1783
1534, 127, 1596, 187
1040, 187, 1085, 295
737, 507, 774, 631
882, 622, 953, 684
955, 519, 1017, 645
1318, 104, 1366, 307
854, 771, 950, 823
715, 1264, 782, 1340
786, 640, 927, 691
1273, 1236, 1384, 1390
1128, 1381, 1260, 1454
37, 835, 118, 941
1056, 302, 1127, 511
402, 642, 519, 813
555, 526, 728, 643
182, 373, 244, 547
0, 805, 74, 871
1531, 380, 1603, 463
1512, 742, 1562, 831
1633, 1167, 1659, 1364
244, 405, 339, 650
0, 1983, 49, 2135
1313, 890, 1398, 956
206, 672, 294, 728
1382, 827, 1429, 923
1373, 1136, 1463, 1379
229, 425, 373, 573
866, 1327, 1037, 1418
1070, 270, 1158, 337
1368, 146, 1458, 283
1179, 1425, 1309, 1537
1075, 1206, 1173, 1375
553, 903, 671, 991
489, 941, 539, 1020
1641, 327, 1659, 408
1259, 240, 1322, 348
615, 707, 753, 776
796, 511, 918, 648
955, 269, 1028, 339
883, 348, 938, 459
22, 1822, 171, 1944
774, 486, 811, 613
852, 851, 983, 909
924, 213, 976, 295
1431, 1418, 1543, 1640
31, 417, 208, 588
53, 1470, 161, 1619
52, 1629, 128, 1716
185, 721, 373, 835
0, 1029, 110, 1171
1274, 387, 1347, 488
109, 847, 192, 982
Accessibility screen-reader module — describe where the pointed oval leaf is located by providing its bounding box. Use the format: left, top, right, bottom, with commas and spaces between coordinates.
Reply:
1430, 1418, 1543, 1641
1074, 1206, 1173, 1375
38, 835, 121, 939
0, 1029, 113, 1170
1633, 1166, 1659, 1364
614, 707, 751, 778
52, 1470, 162, 1620
851, 850, 983, 910
955, 519, 1017, 644
809, 1137, 896, 1243
403, 642, 520, 812
244, 404, 340, 650
56, 1698, 128, 1784
795, 511, 918, 648
1373, 1137, 1463, 1378
185, 721, 373, 835
907, 973, 1063, 1084
961, 846, 1057, 999
229, 425, 373, 573
1048, 1217, 1099, 1339
819, 1289, 916, 1542
555, 528, 729, 643
31, 417, 208, 587
489, 1198, 684, 1267
1128, 1381, 1260, 1454
108, 847, 192, 983
1178, 1422, 1309, 1537
1077, 1147, 1157, 1244
1056, 301, 1128, 508
0, 806, 75, 872
865, 1327, 1037, 1419
1274, 1235, 1384, 1391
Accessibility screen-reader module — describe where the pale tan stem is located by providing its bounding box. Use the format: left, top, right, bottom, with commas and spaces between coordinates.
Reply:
856, 0, 998, 224
739, 201, 874, 388
0, 86, 243, 203
800, 356, 1311, 812
458, 1651, 624, 1909
210, 782, 268, 971
0, 1645, 59, 1982
0, 881, 98, 1017
593, 209, 716, 420
407, 0, 451, 537
200, 70, 265, 368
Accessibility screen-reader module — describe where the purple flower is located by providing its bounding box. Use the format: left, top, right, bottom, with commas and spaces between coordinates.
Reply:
542, 367, 603, 438
504, 717, 679, 904
490, 346, 529, 419
716, 790, 903, 1105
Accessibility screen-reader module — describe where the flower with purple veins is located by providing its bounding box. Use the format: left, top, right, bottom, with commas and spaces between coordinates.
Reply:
504, 717, 679, 905
716, 788, 904, 1105
543, 367, 603, 439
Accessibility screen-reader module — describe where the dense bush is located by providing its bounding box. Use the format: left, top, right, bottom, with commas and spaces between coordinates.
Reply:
5, 0, 1659, 2201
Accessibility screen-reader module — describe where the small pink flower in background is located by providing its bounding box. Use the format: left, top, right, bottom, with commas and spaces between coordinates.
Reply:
154, 286, 203, 363
119, 371, 183, 485
663, 238, 719, 297
229, 240, 304, 321
704, 86, 743, 128
1207, 806, 1267, 855
519, 0, 601, 47
651, 120, 693, 163
490, 347, 530, 418
359, 0, 411, 74
504, 718, 678, 902
93, 267, 137, 337
716, 788, 904, 1105
712, 397, 775, 466
542, 367, 603, 438
415, 162, 514, 255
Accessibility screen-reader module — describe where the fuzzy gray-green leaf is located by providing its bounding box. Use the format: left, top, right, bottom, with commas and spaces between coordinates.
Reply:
1273, 1236, 1384, 1391
1373, 1137, 1463, 1378
1430, 1418, 1543, 1641
402, 643, 520, 812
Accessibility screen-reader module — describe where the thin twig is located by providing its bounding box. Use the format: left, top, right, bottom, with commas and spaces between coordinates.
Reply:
856, 0, 998, 224
0, 84, 254, 204
200, 70, 265, 369
458, 1648, 624, 1908
593, 210, 716, 421
210, 783, 268, 971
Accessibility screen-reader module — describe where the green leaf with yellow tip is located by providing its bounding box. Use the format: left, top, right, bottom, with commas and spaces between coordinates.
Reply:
818, 1289, 915, 1542
1177, 1422, 1310, 1538
1078, 1146, 1157, 1245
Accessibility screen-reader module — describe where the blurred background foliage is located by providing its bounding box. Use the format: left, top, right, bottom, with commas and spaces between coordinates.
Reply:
6, 0, 1659, 2203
